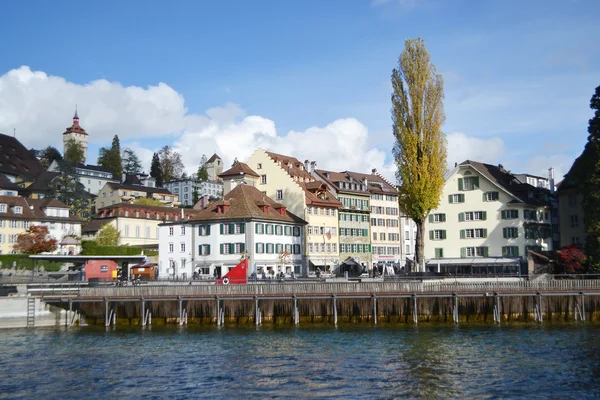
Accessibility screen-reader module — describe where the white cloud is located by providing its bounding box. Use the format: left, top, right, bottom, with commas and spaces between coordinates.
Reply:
446, 132, 505, 168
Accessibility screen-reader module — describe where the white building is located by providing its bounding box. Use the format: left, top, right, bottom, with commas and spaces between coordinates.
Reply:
424, 160, 554, 274
158, 184, 307, 280
48, 159, 115, 196
163, 178, 223, 206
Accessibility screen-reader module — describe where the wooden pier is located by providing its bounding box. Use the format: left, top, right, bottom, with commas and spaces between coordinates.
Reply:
36, 279, 600, 327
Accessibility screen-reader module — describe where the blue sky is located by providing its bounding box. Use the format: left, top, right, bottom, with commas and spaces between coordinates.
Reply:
0, 0, 598, 180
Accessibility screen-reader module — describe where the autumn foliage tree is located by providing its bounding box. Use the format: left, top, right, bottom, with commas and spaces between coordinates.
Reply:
391, 38, 447, 271
14, 225, 57, 254
96, 224, 120, 246
556, 245, 587, 274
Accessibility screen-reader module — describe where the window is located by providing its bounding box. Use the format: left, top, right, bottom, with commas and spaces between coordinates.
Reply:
501, 210, 519, 219
502, 246, 519, 256
429, 213, 446, 223
276, 190, 283, 200
430, 230, 446, 240
459, 176, 479, 191
180, 243, 186, 252
485, 192, 499, 201
169, 227, 174, 236
0, 204, 6, 213
462, 246, 488, 257
448, 194, 465, 204
13, 206, 22, 214
257, 163, 262, 169
201, 244, 211, 255
136, 225, 140, 238
266, 224, 273, 234
235, 224, 243, 234
169, 243, 174, 253
373, 232, 377, 240
572, 237, 580, 245
261, 175, 267, 184
380, 233, 386, 240
256, 243, 264, 254
180, 226, 185, 235
568, 194, 577, 207
435, 248, 444, 258
256, 224, 264, 234
503, 227, 519, 239
571, 215, 579, 228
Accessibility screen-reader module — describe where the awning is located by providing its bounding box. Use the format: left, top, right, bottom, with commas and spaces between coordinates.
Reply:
426, 257, 521, 266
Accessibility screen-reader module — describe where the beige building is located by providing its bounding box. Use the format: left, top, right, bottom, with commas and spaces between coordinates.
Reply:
557, 158, 585, 247
246, 149, 341, 274
315, 169, 371, 272
0, 196, 84, 255
83, 203, 200, 248
423, 160, 554, 274
206, 154, 224, 182
96, 182, 178, 212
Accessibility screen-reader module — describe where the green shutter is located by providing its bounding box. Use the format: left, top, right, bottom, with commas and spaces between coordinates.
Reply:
515, 210, 519, 218
483, 247, 489, 257
442, 230, 447, 239
206, 245, 210, 255
240, 243, 245, 252
199, 245, 203, 254
482, 211, 487, 221
241, 223, 245, 233
220, 224, 224, 234
515, 247, 519, 257
502, 246, 507, 257
460, 229, 465, 239
220, 244, 224, 254
363, 229, 368, 237
429, 214, 433, 223
482, 229, 487, 238
255, 223, 259, 233
459, 194, 465, 202
442, 214, 446, 222
256, 243, 259, 253
206, 225, 210, 235
459, 212, 464, 222
230, 243, 235, 253
230, 223, 235, 234
429, 230, 434, 240
448, 195, 453, 204
502, 228, 507, 239
461, 247, 466, 258
458, 178, 463, 191
501, 210, 506, 219
473, 177, 479, 189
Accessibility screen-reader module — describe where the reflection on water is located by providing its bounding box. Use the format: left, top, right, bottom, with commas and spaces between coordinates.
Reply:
0, 323, 599, 399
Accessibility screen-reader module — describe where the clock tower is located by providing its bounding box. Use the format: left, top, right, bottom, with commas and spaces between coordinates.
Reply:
62, 107, 88, 163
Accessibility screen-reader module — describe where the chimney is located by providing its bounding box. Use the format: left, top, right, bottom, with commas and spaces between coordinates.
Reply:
310, 161, 316, 174
371, 168, 377, 174
304, 160, 309, 172
549, 167, 555, 193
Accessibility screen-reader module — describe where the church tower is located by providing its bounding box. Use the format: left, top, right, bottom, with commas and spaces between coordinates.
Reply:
63, 107, 88, 163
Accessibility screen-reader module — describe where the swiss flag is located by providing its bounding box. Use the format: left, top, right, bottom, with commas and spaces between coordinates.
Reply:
215, 259, 248, 285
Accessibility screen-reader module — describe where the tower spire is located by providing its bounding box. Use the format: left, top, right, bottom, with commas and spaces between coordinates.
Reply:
73, 105, 79, 126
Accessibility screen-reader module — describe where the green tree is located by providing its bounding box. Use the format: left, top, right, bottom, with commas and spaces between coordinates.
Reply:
96, 224, 120, 246
391, 38, 447, 271
192, 186, 200, 205
577, 86, 600, 271
46, 163, 93, 218
122, 148, 143, 175
39, 146, 62, 169
150, 152, 163, 187
98, 135, 123, 177
197, 154, 209, 180
158, 145, 184, 182
133, 197, 163, 207
64, 138, 85, 164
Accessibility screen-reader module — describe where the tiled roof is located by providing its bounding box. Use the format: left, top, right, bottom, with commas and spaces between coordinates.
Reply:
25, 171, 60, 193
0, 173, 22, 191
82, 218, 113, 234
0, 195, 85, 222
63, 118, 88, 135
314, 169, 371, 195
264, 151, 315, 181
0, 133, 44, 180
299, 182, 342, 207
219, 162, 260, 178
207, 153, 221, 163
459, 160, 551, 206
188, 184, 307, 224
345, 170, 399, 195
55, 160, 116, 176
97, 202, 201, 215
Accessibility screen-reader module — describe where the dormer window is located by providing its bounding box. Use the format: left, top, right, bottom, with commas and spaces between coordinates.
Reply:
277, 161, 281, 166
0, 204, 6, 213
13, 206, 22, 214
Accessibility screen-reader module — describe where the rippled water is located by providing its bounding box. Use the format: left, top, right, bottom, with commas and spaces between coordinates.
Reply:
0, 323, 599, 399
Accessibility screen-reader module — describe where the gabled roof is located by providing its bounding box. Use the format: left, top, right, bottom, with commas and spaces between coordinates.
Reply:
0, 133, 44, 180
0, 173, 22, 191
219, 162, 260, 178
207, 153, 221, 163
459, 160, 551, 206
188, 184, 307, 224
556, 155, 582, 193
82, 218, 113, 234
314, 169, 370, 196
0, 195, 85, 222
299, 181, 342, 207
54, 160, 115, 176
344, 170, 399, 195
25, 171, 60, 193
96, 202, 199, 214
264, 151, 315, 181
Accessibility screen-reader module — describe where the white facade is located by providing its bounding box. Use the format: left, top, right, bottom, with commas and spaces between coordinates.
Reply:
164, 179, 223, 206
370, 193, 401, 266
158, 220, 304, 280
424, 163, 553, 268
48, 160, 116, 195
400, 215, 417, 267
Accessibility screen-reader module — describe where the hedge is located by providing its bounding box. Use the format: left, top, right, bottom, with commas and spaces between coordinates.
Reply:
81, 241, 143, 256
0, 255, 63, 272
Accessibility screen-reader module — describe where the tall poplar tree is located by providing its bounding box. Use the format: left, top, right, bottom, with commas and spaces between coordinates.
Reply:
391, 38, 447, 271
578, 86, 600, 271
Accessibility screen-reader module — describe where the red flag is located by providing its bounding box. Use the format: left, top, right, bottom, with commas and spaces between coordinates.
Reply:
215, 259, 248, 285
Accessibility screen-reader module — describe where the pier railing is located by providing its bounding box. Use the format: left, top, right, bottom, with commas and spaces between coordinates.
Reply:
72, 279, 600, 298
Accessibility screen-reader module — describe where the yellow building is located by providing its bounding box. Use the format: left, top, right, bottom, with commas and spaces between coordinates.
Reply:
246, 149, 341, 275
96, 182, 179, 212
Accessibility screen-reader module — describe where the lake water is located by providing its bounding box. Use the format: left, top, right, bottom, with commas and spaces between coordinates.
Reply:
0, 323, 599, 399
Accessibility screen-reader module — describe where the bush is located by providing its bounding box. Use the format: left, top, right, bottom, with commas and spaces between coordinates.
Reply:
0, 254, 62, 271
81, 240, 143, 256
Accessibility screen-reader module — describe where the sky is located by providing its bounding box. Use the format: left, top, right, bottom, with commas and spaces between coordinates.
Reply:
0, 0, 598, 182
